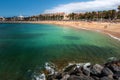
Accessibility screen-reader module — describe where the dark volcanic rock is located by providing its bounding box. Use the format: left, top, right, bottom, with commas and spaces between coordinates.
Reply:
113, 71, 120, 80
105, 60, 120, 73
68, 75, 94, 80
54, 72, 62, 79
90, 64, 103, 76
83, 63, 91, 76
91, 76, 100, 80
100, 76, 113, 80
83, 69, 90, 76
109, 65, 120, 73
70, 67, 83, 76
61, 74, 70, 80
47, 75, 54, 80
63, 64, 76, 74
64, 64, 83, 76
43, 60, 120, 80
101, 67, 113, 77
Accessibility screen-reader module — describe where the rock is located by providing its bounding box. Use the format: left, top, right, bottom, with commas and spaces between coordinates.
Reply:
91, 76, 100, 80
63, 64, 76, 72
76, 63, 84, 68
70, 66, 83, 76
68, 75, 94, 80
82, 63, 91, 76
109, 65, 120, 73
61, 74, 70, 80
111, 65, 120, 72
83, 69, 90, 76
32, 60, 120, 80
113, 71, 120, 80
54, 72, 62, 79
63, 64, 83, 75
105, 60, 120, 73
45, 62, 56, 75
63, 64, 76, 74
100, 76, 113, 80
90, 64, 103, 76
83, 63, 91, 71
101, 67, 113, 77
47, 75, 54, 80
107, 57, 117, 62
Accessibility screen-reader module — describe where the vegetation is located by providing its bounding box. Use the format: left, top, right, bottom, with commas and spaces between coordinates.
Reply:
117, 5, 120, 19
67, 10, 117, 21
28, 14, 64, 21
2, 5, 120, 22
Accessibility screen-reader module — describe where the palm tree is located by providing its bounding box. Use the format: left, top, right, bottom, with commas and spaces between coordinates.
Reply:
117, 5, 120, 19
91, 11, 97, 20
118, 5, 120, 11
68, 13, 76, 20
97, 11, 103, 21
78, 13, 83, 20
85, 12, 91, 20
84, 12, 89, 20
111, 10, 116, 20
60, 15, 64, 20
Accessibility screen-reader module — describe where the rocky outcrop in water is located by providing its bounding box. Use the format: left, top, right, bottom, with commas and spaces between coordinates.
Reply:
32, 59, 120, 80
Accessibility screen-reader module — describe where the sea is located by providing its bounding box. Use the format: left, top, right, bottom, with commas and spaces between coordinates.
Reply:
0, 23, 120, 80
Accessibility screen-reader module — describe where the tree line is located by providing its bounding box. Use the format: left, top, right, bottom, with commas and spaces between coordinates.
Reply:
29, 5, 120, 21
5, 5, 120, 22
68, 7, 120, 21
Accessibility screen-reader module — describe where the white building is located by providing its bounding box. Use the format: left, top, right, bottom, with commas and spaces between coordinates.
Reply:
63, 14, 69, 20
0, 16, 5, 21
17, 15, 24, 21
42, 12, 70, 20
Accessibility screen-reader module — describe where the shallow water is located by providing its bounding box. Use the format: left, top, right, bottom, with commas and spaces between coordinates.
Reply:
0, 23, 120, 80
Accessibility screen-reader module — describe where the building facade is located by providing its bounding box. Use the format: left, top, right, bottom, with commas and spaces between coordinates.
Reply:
0, 17, 5, 21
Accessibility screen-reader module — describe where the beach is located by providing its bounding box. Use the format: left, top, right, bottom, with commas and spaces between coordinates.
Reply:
27, 21, 120, 41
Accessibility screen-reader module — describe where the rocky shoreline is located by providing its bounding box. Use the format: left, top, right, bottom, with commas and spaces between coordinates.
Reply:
32, 58, 120, 80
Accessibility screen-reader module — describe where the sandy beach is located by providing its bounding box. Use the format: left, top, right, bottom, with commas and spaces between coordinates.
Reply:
28, 21, 120, 41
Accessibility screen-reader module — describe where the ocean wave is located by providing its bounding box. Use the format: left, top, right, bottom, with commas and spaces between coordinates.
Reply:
79, 27, 120, 41
107, 33, 120, 41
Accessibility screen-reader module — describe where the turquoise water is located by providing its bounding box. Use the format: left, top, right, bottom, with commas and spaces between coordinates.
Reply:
0, 23, 120, 80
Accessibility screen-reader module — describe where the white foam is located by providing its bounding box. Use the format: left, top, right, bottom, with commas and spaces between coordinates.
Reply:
68, 63, 74, 66
76, 63, 84, 68
107, 33, 120, 41
68, 63, 84, 68
33, 73, 46, 80
79, 27, 120, 41
96, 30, 101, 32
108, 57, 117, 61
45, 62, 55, 75
79, 27, 90, 30
66, 62, 91, 69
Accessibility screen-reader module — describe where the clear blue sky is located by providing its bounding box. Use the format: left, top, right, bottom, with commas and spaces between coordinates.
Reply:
0, 0, 88, 17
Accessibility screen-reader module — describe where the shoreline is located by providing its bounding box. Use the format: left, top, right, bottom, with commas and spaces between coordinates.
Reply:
0, 21, 120, 41
32, 59, 120, 80
30, 21, 120, 41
